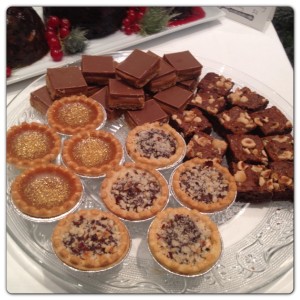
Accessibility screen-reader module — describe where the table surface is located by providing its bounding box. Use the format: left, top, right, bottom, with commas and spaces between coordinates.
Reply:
6, 15, 294, 294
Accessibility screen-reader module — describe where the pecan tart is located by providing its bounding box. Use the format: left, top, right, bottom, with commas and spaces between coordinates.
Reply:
62, 130, 123, 177
100, 162, 169, 221
52, 209, 131, 271
6, 122, 61, 169
47, 95, 106, 135
126, 122, 185, 169
10, 164, 83, 219
148, 207, 222, 276
172, 158, 237, 213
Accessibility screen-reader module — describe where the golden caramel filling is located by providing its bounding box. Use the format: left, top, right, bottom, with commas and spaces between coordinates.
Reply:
11, 131, 51, 159
58, 103, 94, 127
73, 138, 112, 167
23, 175, 70, 208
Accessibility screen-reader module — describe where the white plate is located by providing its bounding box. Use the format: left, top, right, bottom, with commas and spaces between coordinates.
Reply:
7, 7, 224, 85
6, 51, 293, 293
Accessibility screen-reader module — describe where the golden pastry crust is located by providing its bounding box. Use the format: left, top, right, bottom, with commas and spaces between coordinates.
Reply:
47, 95, 106, 135
10, 164, 83, 218
52, 209, 130, 271
148, 207, 222, 276
126, 122, 185, 169
62, 130, 123, 177
172, 158, 237, 213
6, 122, 61, 169
100, 162, 169, 221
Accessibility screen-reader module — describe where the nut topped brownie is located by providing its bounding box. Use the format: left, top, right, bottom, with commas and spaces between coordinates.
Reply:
262, 134, 293, 161
100, 162, 169, 221
227, 134, 269, 165
170, 108, 212, 139
216, 106, 257, 136
148, 207, 222, 276
186, 132, 227, 163
251, 106, 293, 136
189, 90, 226, 116
230, 161, 273, 202
198, 72, 234, 96
227, 87, 269, 112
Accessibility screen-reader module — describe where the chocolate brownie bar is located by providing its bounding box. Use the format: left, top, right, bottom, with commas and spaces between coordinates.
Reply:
81, 55, 115, 85
108, 79, 145, 110
146, 51, 177, 92
198, 72, 234, 96
230, 161, 273, 202
188, 90, 226, 116
153, 85, 194, 115
170, 108, 212, 139
90, 86, 122, 120
227, 87, 269, 112
227, 134, 268, 165
124, 99, 169, 128
262, 134, 294, 161
46, 66, 88, 100
177, 78, 199, 92
251, 106, 293, 136
185, 132, 227, 163
115, 49, 160, 88
216, 106, 257, 136
30, 85, 53, 115
269, 161, 293, 201
163, 50, 202, 81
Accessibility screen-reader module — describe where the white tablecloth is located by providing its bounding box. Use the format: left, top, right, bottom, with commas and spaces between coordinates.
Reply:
6, 16, 293, 293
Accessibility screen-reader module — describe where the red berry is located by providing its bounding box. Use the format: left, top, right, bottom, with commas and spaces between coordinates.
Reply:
127, 10, 137, 22
136, 11, 145, 20
132, 23, 140, 33
51, 48, 63, 61
59, 27, 70, 39
60, 18, 71, 29
122, 17, 131, 27
124, 26, 133, 35
6, 66, 12, 78
48, 36, 61, 49
47, 16, 60, 28
139, 7, 146, 13
45, 30, 56, 41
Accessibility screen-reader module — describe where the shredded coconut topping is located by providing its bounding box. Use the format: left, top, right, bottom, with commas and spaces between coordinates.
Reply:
111, 169, 161, 212
62, 216, 120, 256
179, 162, 229, 203
135, 129, 176, 159
157, 214, 212, 264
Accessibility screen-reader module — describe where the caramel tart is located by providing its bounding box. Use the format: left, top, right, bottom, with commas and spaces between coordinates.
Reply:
172, 158, 237, 213
52, 209, 130, 271
62, 130, 123, 177
126, 122, 185, 169
6, 122, 61, 169
148, 207, 222, 276
47, 95, 106, 135
10, 164, 83, 219
100, 162, 169, 221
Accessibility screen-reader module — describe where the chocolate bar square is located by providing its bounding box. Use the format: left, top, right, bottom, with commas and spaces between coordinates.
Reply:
81, 55, 115, 85
124, 99, 169, 128
30, 85, 53, 115
163, 50, 202, 81
46, 66, 88, 100
115, 49, 160, 88
108, 79, 145, 110
153, 85, 194, 115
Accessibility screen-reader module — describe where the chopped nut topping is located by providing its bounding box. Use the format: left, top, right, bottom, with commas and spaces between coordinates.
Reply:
241, 138, 256, 149
234, 170, 247, 183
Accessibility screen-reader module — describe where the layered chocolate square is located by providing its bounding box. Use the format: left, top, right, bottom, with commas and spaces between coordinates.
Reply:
108, 79, 145, 110
30, 85, 53, 115
81, 55, 115, 85
46, 66, 88, 100
115, 49, 160, 88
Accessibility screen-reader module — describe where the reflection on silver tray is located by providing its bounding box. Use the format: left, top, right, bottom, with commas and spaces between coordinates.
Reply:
6, 51, 293, 293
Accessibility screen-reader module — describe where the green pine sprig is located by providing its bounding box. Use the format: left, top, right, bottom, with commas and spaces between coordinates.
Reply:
139, 7, 179, 36
62, 27, 88, 55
